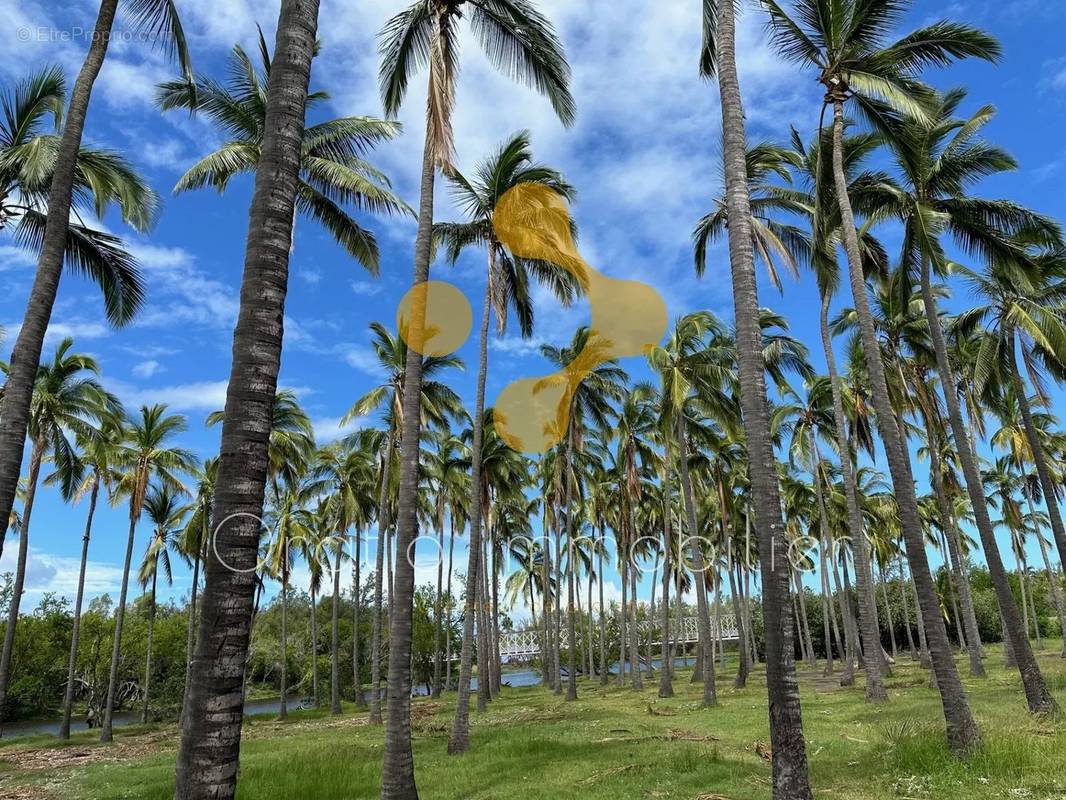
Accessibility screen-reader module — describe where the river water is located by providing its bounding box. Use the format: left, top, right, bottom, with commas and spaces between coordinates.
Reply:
1, 657, 696, 740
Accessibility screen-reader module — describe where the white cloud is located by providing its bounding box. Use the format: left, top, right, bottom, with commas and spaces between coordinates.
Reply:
0, 543, 125, 606
343, 345, 384, 377
0, 246, 36, 271
132, 359, 164, 378
112, 378, 229, 413
351, 280, 384, 297
311, 414, 362, 443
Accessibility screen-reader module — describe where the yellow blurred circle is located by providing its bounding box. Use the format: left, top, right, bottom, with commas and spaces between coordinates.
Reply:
396, 280, 473, 356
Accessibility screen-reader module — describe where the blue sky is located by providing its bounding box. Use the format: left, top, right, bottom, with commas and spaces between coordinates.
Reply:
2, 0, 1065, 623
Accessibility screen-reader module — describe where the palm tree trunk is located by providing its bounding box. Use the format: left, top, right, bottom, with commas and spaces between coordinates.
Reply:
382, 127, 440, 798
449, 270, 492, 754
476, 539, 491, 709
725, 549, 749, 688
926, 444, 983, 675
331, 554, 342, 715
283, 570, 291, 716
586, 556, 595, 678
311, 585, 320, 708
184, 548, 201, 682
432, 519, 445, 698
142, 569, 158, 724
598, 527, 607, 685
898, 558, 916, 658
445, 517, 456, 689
919, 258, 1051, 703
678, 422, 715, 705
353, 529, 365, 706
659, 506, 674, 697
880, 566, 899, 660
818, 294, 885, 698
174, 2, 321, 792
718, 2, 813, 776
0, 443, 43, 731
60, 476, 100, 739
0, 0, 119, 553
618, 557, 628, 687
491, 542, 502, 695
541, 522, 553, 689
371, 437, 394, 724
794, 569, 816, 667
553, 526, 563, 693
565, 428, 578, 701
628, 560, 642, 691
829, 97, 979, 755
101, 506, 141, 742
1028, 487, 1066, 656
482, 536, 497, 700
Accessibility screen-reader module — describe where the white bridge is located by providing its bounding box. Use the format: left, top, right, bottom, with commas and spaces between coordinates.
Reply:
495, 615, 739, 660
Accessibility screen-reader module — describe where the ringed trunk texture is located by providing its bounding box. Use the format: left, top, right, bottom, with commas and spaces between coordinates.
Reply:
448, 272, 492, 754
381, 128, 439, 797
371, 440, 394, 724
60, 477, 100, 739
830, 99, 978, 754
678, 422, 716, 706
331, 557, 342, 715
717, 3, 811, 794
0, 0, 119, 551
819, 293, 885, 699
142, 570, 158, 723
173, 2, 320, 795
919, 260, 1052, 708
100, 510, 140, 742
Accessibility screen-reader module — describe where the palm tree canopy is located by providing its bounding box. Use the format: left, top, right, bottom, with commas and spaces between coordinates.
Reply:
157, 30, 412, 272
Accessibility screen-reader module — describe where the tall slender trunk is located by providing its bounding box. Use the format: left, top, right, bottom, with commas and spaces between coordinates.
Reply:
284, 570, 293, 715
432, 517, 445, 698
586, 554, 595, 678
553, 525, 563, 693
1028, 487, 1066, 656
0, 0, 120, 551
0, 444, 43, 731
481, 536, 496, 700
716, 6, 811, 791
331, 554, 342, 715
819, 292, 885, 698
101, 504, 141, 742
925, 439, 983, 675
794, 568, 816, 667
897, 558, 916, 658
541, 521, 553, 689
726, 549, 750, 688
1009, 332, 1066, 575
491, 540, 502, 694
880, 566, 898, 660
60, 476, 100, 739
678, 421, 715, 706
447, 268, 492, 754
598, 527, 607, 685
565, 431, 578, 701
829, 97, 978, 754
659, 504, 674, 697
618, 557, 628, 687
381, 122, 440, 797
476, 538, 491, 709
920, 258, 1050, 707
371, 438, 394, 724
174, 3, 321, 792
141, 568, 159, 724
628, 560, 642, 690
353, 529, 364, 706
183, 548, 201, 692
445, 517, 456, 689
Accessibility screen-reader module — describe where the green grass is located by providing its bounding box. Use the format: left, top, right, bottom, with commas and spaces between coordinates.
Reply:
4, 643, 1066, 799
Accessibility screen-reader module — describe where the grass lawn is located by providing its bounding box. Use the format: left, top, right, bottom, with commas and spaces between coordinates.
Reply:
3, 643, 1065, 799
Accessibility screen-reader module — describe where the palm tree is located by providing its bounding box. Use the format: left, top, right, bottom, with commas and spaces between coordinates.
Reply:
701, 0, 813, 792
378, 2, 575, 783
876, 89, 1058, 710
157, 30, 411, 270
784, 124, 890, 698
0, 0, 190, 577
343, 322, 463, 724
102, 403, 195, 742
537, 329, 627, 703
177, 456, 217, 708
138, 484, 190, 723
0, 339, 112, 730
172, 3, 324, 769
58, 412, 124, 739
264, 478, 318, 717
962, 245, 1066, 594
761, 0, 999, 755
437, 131, 579, 742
